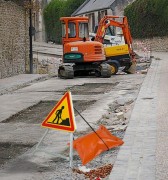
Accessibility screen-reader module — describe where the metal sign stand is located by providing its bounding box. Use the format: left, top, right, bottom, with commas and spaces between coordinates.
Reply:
32, 129, 49, 154
34, 91, 76, 169
32, 129, 73, 166
69, 133, 74, 168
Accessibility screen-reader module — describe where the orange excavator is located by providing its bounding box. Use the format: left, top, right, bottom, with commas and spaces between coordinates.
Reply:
94, 15, 135, 74
58, 16, 111, 78
58, 16, 135, 78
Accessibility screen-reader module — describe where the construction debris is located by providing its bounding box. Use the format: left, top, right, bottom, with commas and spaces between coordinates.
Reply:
73, 164, 113, 179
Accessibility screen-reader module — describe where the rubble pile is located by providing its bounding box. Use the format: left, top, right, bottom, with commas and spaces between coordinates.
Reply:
98, 99, 134, 133
73, 164, 113, 180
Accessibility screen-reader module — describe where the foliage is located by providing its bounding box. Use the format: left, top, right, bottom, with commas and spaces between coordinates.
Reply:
64, 0, 86, 16
124, 0, 168, 38
43, 0, 85, 44
43, 0, 65, 44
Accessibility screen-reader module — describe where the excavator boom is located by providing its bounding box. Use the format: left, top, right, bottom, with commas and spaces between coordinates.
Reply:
94, 15, 135, 74
95, 15, 133, 56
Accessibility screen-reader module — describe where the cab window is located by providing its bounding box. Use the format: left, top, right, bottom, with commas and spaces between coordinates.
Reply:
79, 23, 89, 38
62, 23, 66, 37
68, 22, 76, 38
105, 26, 115, 36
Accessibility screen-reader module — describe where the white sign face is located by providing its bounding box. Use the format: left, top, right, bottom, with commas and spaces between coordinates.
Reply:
71, 47, 78, 51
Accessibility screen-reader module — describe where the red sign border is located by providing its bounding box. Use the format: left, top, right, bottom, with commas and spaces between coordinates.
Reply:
41, 91, 76, 132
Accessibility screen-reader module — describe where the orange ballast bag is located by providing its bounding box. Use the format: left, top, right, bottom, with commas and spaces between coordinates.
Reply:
73, 125, 124, 165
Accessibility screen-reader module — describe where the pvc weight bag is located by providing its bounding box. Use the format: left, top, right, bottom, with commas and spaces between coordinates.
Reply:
73, 125, 124, 165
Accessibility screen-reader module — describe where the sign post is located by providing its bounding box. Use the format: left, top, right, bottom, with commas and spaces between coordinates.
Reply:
38, 91, 76, 167
70, 133, 73, 168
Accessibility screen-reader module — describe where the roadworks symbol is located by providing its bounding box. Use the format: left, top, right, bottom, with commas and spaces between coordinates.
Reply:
41, 91, 76, 132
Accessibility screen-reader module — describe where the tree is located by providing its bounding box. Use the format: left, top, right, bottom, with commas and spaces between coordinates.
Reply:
43, 0, 85, 44
64, 0, 86, 16
43, 0, 66, 43
124, 0, 168, 38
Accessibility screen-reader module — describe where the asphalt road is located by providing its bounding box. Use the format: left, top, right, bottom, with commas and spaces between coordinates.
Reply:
0, 71, 145, 179
1, 42, 167, 179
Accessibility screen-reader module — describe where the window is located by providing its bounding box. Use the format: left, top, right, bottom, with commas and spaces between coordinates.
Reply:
79, 23, 89, 38
92, 13, 95, 32
105, 26, 115, 36
106, 27, 112, 36
62, 23, 66, 37
68, 22, 76, 38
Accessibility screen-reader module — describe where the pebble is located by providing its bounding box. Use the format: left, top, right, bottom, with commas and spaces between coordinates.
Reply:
116, 112, 124, 119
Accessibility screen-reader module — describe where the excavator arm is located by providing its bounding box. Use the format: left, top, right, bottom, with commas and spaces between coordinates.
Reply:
95, 15, 133, 56
94, 15, 136, 74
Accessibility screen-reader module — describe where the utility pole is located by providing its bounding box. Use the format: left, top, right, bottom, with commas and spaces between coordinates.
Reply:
24, 0, 40, 73
29, 0, 33, 74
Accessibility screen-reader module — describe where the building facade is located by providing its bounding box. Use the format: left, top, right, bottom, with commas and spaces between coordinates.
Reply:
37, 0, 51, 42
72, 0, 135, 33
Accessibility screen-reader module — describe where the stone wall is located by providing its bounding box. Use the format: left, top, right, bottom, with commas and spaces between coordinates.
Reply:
0, 0, 29, 79
133, 37, 168, 52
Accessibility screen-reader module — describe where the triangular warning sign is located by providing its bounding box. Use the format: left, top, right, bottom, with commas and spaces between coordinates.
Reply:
42, 91, 76, 132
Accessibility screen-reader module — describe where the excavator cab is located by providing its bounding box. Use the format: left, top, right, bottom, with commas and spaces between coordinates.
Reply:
61, 17, 90, 45
58, 17, 111, 78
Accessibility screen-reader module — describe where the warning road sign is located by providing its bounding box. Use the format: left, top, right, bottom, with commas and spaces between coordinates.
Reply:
42, 91, 76, 132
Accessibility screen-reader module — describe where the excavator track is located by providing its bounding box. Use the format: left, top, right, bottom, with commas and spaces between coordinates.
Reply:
100, 63, 111, 78
58, 63, 111, 79
58, 64, 74, 79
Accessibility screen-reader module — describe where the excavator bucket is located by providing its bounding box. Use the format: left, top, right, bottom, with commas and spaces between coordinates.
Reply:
127, 54, 137, 74
127, 61, 136, 74
73, 125, 124, 165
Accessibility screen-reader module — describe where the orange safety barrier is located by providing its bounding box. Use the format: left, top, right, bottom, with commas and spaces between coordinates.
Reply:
73, 125, 124, 165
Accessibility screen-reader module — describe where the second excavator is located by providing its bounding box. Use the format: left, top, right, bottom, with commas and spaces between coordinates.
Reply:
93, 15, 135, 75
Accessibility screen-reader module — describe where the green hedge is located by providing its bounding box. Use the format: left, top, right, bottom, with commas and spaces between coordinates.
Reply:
43, 0, 85, 44
124, 0, 168, 38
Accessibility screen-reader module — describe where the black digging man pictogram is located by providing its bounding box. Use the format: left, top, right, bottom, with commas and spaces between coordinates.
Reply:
52, 106, 64, 124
